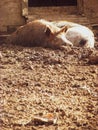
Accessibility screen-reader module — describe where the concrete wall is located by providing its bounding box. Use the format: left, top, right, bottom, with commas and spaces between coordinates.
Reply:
0, 0, 25, 33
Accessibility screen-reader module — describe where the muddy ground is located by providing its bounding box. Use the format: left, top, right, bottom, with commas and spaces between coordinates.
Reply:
0, 41, 98, 130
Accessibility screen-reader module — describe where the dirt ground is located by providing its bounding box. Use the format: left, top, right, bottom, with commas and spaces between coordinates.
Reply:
0, 40, 98, 130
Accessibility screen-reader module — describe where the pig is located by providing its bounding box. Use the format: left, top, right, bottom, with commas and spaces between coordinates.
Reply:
53, 21, 95, 48
8, 19, 73, 49
65, 26, 95, 48
52, 21, 81, 28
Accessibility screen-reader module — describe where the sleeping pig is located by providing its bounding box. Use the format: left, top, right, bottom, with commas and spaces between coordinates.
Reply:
53, 21, 95, 48
8, 19, 73, 49
65, 26, 95, 48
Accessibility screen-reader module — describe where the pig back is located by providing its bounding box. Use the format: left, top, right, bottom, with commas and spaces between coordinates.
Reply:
10, 21, 50, 47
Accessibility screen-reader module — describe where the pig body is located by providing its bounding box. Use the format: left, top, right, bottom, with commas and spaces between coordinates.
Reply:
53, 21, 95, 48
65, 26, 95, 48
9, 19, 72, 49
52, 21, 81, 28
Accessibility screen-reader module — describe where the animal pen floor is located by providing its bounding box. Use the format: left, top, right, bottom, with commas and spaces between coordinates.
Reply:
0, 41, 98, 130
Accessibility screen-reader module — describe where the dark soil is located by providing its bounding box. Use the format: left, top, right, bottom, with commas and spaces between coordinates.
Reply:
0, 42, 98, 130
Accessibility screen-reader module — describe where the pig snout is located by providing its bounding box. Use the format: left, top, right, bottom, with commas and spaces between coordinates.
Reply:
49, 32, 73, 49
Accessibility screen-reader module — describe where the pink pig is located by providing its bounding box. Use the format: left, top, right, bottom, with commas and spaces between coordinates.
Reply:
53, 21, 95, 48
65, 25, 95, 48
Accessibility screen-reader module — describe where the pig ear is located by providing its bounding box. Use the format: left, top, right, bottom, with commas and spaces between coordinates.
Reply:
44, 26, 53, 37
55, 26, 68, 35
